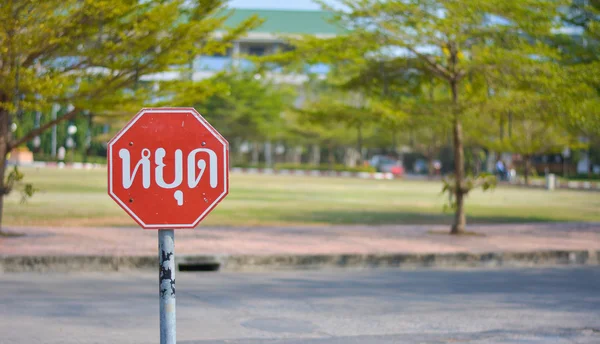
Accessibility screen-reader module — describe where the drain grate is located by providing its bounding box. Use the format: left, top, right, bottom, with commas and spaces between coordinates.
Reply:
178, 261, 220, 272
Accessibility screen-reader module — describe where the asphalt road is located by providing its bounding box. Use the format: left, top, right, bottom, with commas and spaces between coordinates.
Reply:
1, 267, 599, 344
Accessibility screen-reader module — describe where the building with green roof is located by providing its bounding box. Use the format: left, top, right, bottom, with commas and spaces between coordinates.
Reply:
224, 9, 341, 35
192, 9, 338, 82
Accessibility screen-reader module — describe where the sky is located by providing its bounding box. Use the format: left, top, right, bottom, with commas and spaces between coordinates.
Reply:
228, 0, 328, 10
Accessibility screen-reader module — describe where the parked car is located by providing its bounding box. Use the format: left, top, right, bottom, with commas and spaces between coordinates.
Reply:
369, 155, 404, 176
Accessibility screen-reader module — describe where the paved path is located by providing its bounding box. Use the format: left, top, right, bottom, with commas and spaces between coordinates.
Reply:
1, 223, 600, 256
1, 267, 599, 343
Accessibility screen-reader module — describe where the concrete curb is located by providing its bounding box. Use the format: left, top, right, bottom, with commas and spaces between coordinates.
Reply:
1, 250, 599, 273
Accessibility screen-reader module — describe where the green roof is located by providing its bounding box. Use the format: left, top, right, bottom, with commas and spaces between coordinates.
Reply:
225, 9, 341, 35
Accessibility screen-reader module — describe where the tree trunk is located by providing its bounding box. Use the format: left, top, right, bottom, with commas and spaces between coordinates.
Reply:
83, 113, 93, 164
427, 152, 434, 179
311, 144, 320, 166
356, 125, 363, 165
588, 147, 593, 178
450, 80, 466, 235
292, 146, 302, 164
524, 155, 531, 185
344, 147, 359, 167
264, 141, 273, 167
487, 151, 496, 174
474, 149, 482, 176
0, 105, 9, 235
0, 154, 5, 234
328, 143, 335, 169
251, 142, 259, 166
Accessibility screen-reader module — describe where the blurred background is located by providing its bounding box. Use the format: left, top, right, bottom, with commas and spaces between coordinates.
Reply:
1, 0, 599, 231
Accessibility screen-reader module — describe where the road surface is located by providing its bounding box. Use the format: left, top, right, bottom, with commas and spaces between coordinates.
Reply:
1, 267, 599, 343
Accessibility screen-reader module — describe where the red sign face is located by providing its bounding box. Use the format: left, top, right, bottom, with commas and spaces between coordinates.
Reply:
108, 108, 229, 229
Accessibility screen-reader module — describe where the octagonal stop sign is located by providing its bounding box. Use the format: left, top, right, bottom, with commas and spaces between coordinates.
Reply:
108, 108, 229, 229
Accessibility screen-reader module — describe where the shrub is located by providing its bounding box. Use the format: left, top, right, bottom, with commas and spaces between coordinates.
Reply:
232, 163, 376, 173
275, 163, 376, 173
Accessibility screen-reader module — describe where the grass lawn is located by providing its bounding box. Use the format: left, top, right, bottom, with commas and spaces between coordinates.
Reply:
4, 167, 600, 227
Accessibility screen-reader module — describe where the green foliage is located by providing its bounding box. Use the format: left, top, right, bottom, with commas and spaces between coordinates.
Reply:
441, 173, 497, 212
4, 166, 36, 204
554, 1, 600, 139
274, 163, 376, 173
290, 78, 403, 157
0, 0, 261, 230
569, 174, 600, 182
281, 80, 370, 149
1, 0, 261, 146
263, 0, 575, 231
200, 71, 295, 142
470, 90, 584, 157
233, 162, 376, 173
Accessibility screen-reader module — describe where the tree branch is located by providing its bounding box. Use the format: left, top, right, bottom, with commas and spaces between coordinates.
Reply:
11, 55, 157, 150
405, 46, 453, 80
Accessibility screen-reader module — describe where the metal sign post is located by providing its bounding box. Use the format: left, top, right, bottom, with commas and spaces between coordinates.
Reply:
107, 108, 229, 344
159, 229, 176, 344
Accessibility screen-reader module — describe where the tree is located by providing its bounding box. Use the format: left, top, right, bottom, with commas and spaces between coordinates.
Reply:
471, 89, 581, 184
284, 80, 356, 167
400, 80, 451, 177
200, 71, 295, 164
298, 94, 382, 166
0, 0, 260, 234
264, 0, 568, 234
554, 0, 600, 175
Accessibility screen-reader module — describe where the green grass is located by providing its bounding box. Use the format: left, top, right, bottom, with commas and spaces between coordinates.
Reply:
4, 167, 600, 227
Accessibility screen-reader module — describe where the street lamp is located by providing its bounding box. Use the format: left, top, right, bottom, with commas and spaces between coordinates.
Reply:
68, 124, 77, 136
66, 124, 77, 163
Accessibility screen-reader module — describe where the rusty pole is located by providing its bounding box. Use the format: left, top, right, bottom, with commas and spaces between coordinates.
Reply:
159, 229, 176, 344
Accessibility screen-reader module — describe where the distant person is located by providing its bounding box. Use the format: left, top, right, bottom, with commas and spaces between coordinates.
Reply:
496, 160, 506, 180
433, 160, 441, 176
